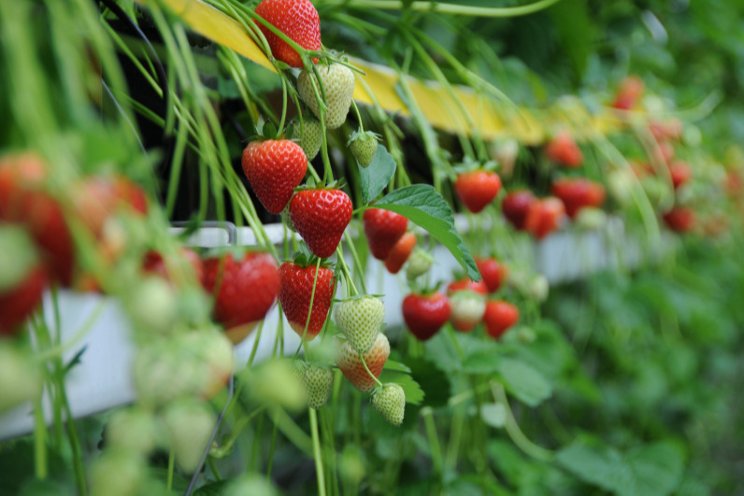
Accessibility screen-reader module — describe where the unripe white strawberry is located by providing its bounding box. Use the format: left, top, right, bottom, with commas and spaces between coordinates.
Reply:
371, 383, 406, 426
123, 276, 177, 335
162, 399, 216, 473
333, 295, 384, 353
89, 450, 145, 496
0, 343, 42, 413
293, 118, 323, 160
106, 407, 158, 456
297, 361, 333, 409
575, 207, 607, 231
337, 333, 389, 392
298, 63, 355, 129
348, 130, 379, 167
224, 475, 280, 496
405, 249, 433, 280
449, 290, 486, 332
242, 358, 307, 411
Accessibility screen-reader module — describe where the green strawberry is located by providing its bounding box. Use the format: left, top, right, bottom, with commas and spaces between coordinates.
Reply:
348, 130, 379, 167
293, 118, 323, 160
162, 399, 216, 473
297, 361, 333, 409
89, 450, 146, 496
106, 407, 157, 456
0, 342, 42, 413
298, 63, 355, 129
372, 383, 406, 426
405, 249, 433, 280
333, 295, 384, 353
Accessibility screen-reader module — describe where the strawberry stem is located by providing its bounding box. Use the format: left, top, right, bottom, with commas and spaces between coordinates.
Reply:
351, 100, 365, 133
277, 77, 289, 137
359, 353, 383, 388
491, 382, 554, 462
309, 408, 328, 496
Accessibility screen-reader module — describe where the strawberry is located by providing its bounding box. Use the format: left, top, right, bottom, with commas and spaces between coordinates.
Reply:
143, 248, 204, 284
525, 197, 565, 240
575, 207, 607, 231
162, 399, 216, 473
449, 290, 486, 332
447, 278, 488, 296
0, 153, 74, 284
279, 260, 335, 339
483, 300, 519, 340
73, 175, 149, 237
406, 248, 433, 280
337, 333, 389, 391
290, 188, 352, 258
333, 295, 384, 353
612, 75, 644, 110
298, 63, 355, 129
293, 118, 323, 161
649, 119, 683, 142
662, 207, 695, 233
668, 161, 692, 189
242, 139, 308, 214
363, 208, 408, 260
0, 226, 46, 336
384, 232, 416, 274
551, 178, 606, 219
0, 343, 43, 412
202, 252, 280, 344
297, 362, 333, 409
372, 383, 406, 426
652, 140, 675, 165
475, 257, 508, 293
348, 130, 379, 167
501, 190, 536, 230
402, 292, 451, 341
545, 131, 583, 168
454, 170, 502, 213
254, 0, 321, 68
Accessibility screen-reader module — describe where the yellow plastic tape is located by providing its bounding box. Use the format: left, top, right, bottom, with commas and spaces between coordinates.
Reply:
150, 0, 620, 144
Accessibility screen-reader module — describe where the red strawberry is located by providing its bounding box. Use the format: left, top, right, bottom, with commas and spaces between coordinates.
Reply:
551, 178, 605, 219
525, 197, 565, 240
545, 131, 583, 168
662, 207, 695, 233
0, 153, 74, 284
0, 226, 47, 336
278, 261, 335, 339
402, 292, 451, 341
363, 208, 408, 260
290, 188, 352, 258
143, 248, 204, 284
483, 300, 519, 340
668, 162, 691, 189
337, 333, 389, 391
649, 119, 683, 142
242, 140, 308, 214
384, 232, 416, 274
202, 252, 280, 344
475, 257, 508, 293
502, 190, 536, 230
612, 76, 644, 110
254, 0, 321, 68
74, 175, 149, 237
454, 170, 502, 213
447, 277, 488, 296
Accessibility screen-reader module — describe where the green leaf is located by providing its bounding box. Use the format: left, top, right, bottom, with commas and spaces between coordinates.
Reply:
462, 349, 500, 375
383, 359, 411, 373
480, 403, 507, 428
359, 145, 396, 204
497, 358, 552, 407
556, 438, 684, 496
378, 370, 425, 405
374, 184, 480, 280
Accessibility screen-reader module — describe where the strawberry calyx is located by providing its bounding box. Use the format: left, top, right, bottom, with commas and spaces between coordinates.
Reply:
290, 248, 335, 270
346, 129, 380, 146
333, 293, 384, 304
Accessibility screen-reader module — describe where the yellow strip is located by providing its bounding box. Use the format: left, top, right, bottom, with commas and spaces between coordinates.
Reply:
152, 0, 620, 144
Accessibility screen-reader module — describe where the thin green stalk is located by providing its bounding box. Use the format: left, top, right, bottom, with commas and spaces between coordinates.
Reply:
422, 407, 444, 476
491, 382, 553, 462
322, 0, 562, 17
309, 408, 327, 496
167, 449, 176, 490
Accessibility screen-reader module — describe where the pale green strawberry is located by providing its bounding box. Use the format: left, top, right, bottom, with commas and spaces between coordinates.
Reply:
89, 450, 146, 496
297, 63, 355, 129
449, 290, 486, 332
333, 295, 384, 353
0, 343, 42, 413
348, 130, 379, 167
405, 249, 433, 280
372, 383, 406, 426
575, 207, 607, 231
297, 361, 333, 409
162, 399, 216, 473
293, 118, 323, 160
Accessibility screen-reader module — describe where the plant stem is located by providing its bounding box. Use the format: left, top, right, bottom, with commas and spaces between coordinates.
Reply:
491, 382, 553, 462
166, 449, 176, 490
422, 407, 444, 476
322, 0, 562, 17
309, 408, 327, 496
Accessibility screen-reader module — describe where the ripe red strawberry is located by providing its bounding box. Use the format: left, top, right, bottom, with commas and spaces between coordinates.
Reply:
202, 252, 280, 343
337, 333, 390, 392
143, 248, 204, 284
612, 75, 644, 110
242, 140, 308, 214
545, 131, 583, 168
662, 207, 695, 233
279, 260, 335, 339
384, 232, 416, 274
454, 170, 502, 213
0, 153, 74, 284
525, 197, 565, 240
449, 290, 486, 332
475, 257, 508, 293
668, 162, 692, 189
363, 208, 408, 260
502, 190, 536, 230
483, 300, 519, 340
290, 188, 352, 258
447, 278, 488, 296
254, 0, 321, 68
402, 292, 451, 341
0, 226, 47, 336
552, 178, 606, 219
